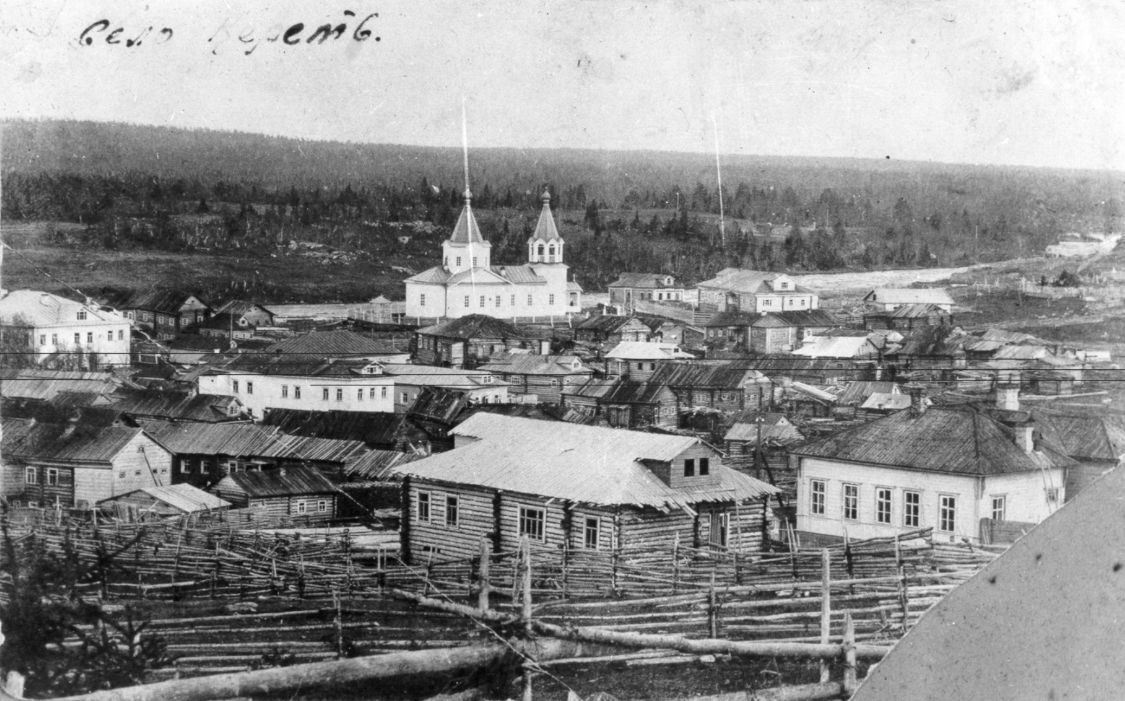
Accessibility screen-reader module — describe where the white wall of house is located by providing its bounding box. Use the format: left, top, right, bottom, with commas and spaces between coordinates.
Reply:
198, 372, 396, 419
407, 279, 578, 321
31, 320, 132, 366
795, 456, 1064, 543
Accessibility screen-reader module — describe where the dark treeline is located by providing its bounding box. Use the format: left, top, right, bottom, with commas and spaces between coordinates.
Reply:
2, 119, 1122, 291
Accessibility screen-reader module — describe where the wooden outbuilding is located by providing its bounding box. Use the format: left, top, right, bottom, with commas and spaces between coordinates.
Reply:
211, 466, 338, 522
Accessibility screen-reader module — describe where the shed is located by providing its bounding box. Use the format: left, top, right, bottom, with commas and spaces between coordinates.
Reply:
211, 466, 338, 522
98, 484, 231, 519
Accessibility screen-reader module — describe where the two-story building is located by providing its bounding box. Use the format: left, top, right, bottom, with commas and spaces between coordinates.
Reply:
394, 414, 778, 562
103, 289, 211, 340
197, 355, 396, 419
477, 353, 594, 404
697, 269, 819, 314
0, 290, 132, 367
607, 273, 686, 309
413, 314, 539, 368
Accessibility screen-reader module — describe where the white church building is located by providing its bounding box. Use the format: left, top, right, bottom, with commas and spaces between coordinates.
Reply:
404, 189, 582, 323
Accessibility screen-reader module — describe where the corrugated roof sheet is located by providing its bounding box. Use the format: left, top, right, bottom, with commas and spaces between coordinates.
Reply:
398, 414, 777, 507
792, 406, 1074, 475
220, 466, 336, 497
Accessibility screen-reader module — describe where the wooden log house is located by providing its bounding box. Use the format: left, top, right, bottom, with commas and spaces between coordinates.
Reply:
212, 465, 339, 522
395, 414, 779, 563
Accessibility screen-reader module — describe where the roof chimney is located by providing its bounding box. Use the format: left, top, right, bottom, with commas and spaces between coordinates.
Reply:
1013, 422, 1035, 453
996, 384, 1020, 412
905, 383, 927, 416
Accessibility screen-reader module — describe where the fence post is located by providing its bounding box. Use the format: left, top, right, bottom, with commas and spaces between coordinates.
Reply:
333, 589, 345, 659
842, 613, 857, 695
477, 537, 491, 613
521, 536, 533, 637
820, 548, 831, 684
898, 564, 910, 634
522, 665, 534, 701
672, 533, 680, 594
707, 570, 719, 638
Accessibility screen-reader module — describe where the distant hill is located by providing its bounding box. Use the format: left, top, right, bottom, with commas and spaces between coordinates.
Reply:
4, 119, 1122, 215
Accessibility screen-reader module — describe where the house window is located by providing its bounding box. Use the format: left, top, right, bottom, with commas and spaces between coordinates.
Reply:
699, 457, 710, 476
537, 244, 545, 257
294, 386, 301, 399
420, 294, 426, 307
842, 484, 859, 521
472, 257, 477, 266
456, 256, 462, 267
810, 480, 825, 515
369, 388, 376, 399
480, 296, 486, 307
445, 495, 459, 527
323, 388, 330, 401
710, 512, 729, 547
74, 333, 81, 344
233, 380, 240, 393
77, 310, 87, 320
511, 295, 516, 306
549, 294, 555, 305
24, 467, 36, 485
317, 499, 328, 513
336, 388, 343, 401
684, 458, 695, 477
939, 495, 957, 532
381, 387, 387, 398
495, 295, 501, 307
282, 385, 289, 398
246, 382, 253, 395
86, 332, 93, 344
417, 491, 432, 522
401, 392, 409, 404
636, 362, 644, 370
118, 470, 126, 479
528, 294, 533, 305
991, 495, 1006, 522
118, 329, 124, 340
584, 517, 600, 549
518, 506, 546, 542
51, 333, 58, 346
107, 331, 113, 341
295, 500, 307, 514
903, 491, 920, 527
464, 296, 471, 307
39, 334, 46, 346
876, 487, 892, 524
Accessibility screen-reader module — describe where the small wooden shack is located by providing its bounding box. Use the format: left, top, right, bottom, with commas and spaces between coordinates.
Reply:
98, 484, 231, 520
395, 414, 778, 563
211, 466, 338, 523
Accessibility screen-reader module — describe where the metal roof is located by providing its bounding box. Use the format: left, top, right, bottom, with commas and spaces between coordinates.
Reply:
1032, 409, 1125, 461
0, 290, 128, 328
261, 409, 408, 447
417, 315, 527, 340
102, 484, 230, 512
2, 417, 147, 465
605, 341, 693, 360
0, 369, 121, 401
607, 273, 678, 289
397, 414, 777, 508
792, 406, 1074, 475
218, 466, 337, 497
649, 362, 764, 389
527, 190, 562, 242
723, 414, 805, 444
479, 354, 593, 377
836, 381, 900, 406
791, 335, 878, 358
448, 198, 486, 243
264, 330, 405, 358
107, 390, 243, 422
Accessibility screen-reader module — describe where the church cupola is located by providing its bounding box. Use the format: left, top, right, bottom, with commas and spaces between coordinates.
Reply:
442, 188, 491, 274
527, 188, 564, 264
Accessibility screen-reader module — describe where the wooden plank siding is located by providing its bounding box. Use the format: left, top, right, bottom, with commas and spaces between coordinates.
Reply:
212, 482, 337, 523
404, 479, 769, 563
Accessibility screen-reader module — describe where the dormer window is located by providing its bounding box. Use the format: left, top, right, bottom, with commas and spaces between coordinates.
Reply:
548, 244, 555, 259
537, 244, 545, 257
77, 310, 87, 320
684, 458, 695, 477
699, 458, 710, 476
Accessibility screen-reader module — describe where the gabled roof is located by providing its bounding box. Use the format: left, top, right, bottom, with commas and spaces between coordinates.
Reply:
416, 314, 526, 340
600, 379, 672, 405
1032, 408, 1125, 461
101, 484, 230, 512
864, 287, 955, 306
107, 389, 243, 422
0, 369, 121, 401
214, 300, 273, 317
397, 414, 777, 508
479, 353, 593, 376
449, 195, 486, 244
104, 289, 209, 315
859, 393, 914, 411
792, 406, 1074, 476
605, 341, 693, 360
649, 362, 764, 389
705, 310, 761, 328
697, 269, 816, 295
608, 273, 678, 289
138, 419, 366, 463
382, 363, 507, 389
0, 290, 127, 327
763, 310, 840, 327
562, 377, 623, 400
2, 417, 150, 465
261, 409, 407, 447
447, 267, 515, 286
836, 381, 900, 406
345, 449, 418, 480
491, 265, 546, 284
724, 413, 804, 444
575, 315, 648, 333
865, 303, 951, 319
791, 334, 878, 358
219, 466, 336, 498
527, 190, 562, 242
264, 330, 405, 358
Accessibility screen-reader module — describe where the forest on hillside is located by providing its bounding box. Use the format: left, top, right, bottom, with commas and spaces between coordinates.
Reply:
2, 119, 1122, 296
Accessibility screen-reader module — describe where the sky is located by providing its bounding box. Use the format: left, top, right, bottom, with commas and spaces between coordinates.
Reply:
1, 0, 1123, 171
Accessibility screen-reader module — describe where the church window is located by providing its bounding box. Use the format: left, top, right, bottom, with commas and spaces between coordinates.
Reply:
537, 244, 544, 257
548, 244, 555, 259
